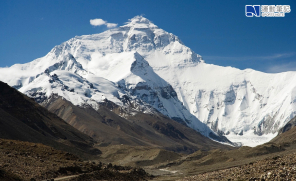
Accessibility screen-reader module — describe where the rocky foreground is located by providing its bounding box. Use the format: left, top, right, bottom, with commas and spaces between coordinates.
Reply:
0, 139, 151, 181
178, 151, 296, 181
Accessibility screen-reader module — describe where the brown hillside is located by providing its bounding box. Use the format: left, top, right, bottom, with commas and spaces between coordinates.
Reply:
42, 95, 232, 153
0, 81, 100, 159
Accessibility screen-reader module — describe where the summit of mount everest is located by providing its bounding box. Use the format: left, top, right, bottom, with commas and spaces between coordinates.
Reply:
1, 16, 295, 147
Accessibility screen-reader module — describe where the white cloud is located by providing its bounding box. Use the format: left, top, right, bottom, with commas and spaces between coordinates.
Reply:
203, 53, 295, 62
90, 19, 106, 26
90, 18, 117, 28
266, 62, 296, 73
106, 23, 118, 28
203, 52, 296, 73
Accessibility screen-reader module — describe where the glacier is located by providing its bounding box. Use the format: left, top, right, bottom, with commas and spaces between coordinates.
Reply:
1, 15, 296, 146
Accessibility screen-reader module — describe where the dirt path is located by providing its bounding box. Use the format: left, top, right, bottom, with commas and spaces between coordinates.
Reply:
51, 174, 80, 181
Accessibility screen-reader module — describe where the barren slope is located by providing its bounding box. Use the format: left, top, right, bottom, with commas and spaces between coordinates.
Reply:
42, 95, 232, 153
0, 81, 100, 159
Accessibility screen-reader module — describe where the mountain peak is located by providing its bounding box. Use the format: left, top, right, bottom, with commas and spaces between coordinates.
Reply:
45, 53, 85, 74
123, 15, 157, 29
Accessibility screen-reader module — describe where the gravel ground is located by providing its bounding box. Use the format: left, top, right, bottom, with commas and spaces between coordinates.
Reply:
178, 152, 296, 181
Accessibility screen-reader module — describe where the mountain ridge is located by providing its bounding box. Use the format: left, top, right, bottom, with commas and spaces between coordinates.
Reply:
1, 15, 295, 146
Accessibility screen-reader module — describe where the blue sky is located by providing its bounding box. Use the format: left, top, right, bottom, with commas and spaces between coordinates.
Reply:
0, 0, 295, 73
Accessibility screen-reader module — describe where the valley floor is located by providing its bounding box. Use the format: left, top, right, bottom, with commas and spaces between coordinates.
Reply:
3, 136, 296, 181
94, 141, 296, 181
151, 143, 296, 181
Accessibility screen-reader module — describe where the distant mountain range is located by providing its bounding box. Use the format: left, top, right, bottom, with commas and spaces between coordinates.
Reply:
1, 16, 296, 146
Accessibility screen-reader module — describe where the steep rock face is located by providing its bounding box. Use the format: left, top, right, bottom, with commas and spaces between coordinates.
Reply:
94, 51, 213, 135
167, 64, 296, 146
1, 16, 295, 146
276, 115, 296, 135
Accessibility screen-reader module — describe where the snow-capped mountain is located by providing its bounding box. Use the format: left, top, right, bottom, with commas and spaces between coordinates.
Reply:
1, 16, 295, 146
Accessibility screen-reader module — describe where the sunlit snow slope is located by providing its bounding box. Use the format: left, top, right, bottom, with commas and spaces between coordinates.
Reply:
1, 16, 295, 146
